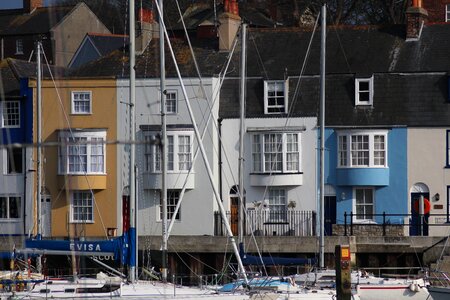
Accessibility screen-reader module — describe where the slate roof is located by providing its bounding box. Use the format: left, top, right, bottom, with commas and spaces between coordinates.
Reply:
87, 33, 129, 56
69, 38, 230, 78
69, 22, 450, 127
172, 3, 277, 31
0, 58, 66, 97
0, 5, 74, 35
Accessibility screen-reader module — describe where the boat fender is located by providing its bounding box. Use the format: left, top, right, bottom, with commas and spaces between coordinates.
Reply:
408, 283, 419, 292
289, 277, 296, 287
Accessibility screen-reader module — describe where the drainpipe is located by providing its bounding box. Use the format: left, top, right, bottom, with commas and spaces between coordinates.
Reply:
218, 118, 223, 202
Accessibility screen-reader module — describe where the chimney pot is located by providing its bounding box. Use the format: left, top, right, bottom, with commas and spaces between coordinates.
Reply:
23, 0, 43, 13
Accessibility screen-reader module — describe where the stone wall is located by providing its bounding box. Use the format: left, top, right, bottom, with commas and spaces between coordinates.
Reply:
332, 224, 404, 237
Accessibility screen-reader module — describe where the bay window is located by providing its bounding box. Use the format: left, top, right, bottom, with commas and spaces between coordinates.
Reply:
252, 132, 300, 173
338, 131, 387, 167
59, 130, 106, 174
145, 131, 193, 173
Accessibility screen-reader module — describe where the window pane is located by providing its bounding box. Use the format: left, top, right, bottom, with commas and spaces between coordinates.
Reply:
2, 101, 20, 127
161, 190, 181, 220
72, 191, 93, 222
168, 136, 174, 170
90, 138, 104, 172
351, 135, 369, 166
266, 81, 285, 113
355, 188, 374, 220
178, 135, 191, 170
374, 135, 385, 166
268, 189, 287, 221
165, 92, 177, 114
359, 81, 369, 92
0, 197, 7, 218
72, 92, 91, 113
264, 134, 282, 171
9, 197, 20, 218
252, 135, 261, 172
338, 135, 347, 166
7, 147, 23, 173
286, 133, 299, 171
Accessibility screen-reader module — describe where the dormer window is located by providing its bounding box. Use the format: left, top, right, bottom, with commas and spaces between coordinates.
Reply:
446, 4, 450, 22
264, 80, 288, 114
355, 77, 374, 106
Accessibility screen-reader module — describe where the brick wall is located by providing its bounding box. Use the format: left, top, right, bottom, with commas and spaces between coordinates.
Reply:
423, 0, 450, 22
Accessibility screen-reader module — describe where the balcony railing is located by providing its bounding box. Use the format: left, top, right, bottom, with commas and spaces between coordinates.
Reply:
214, 210, 316, 237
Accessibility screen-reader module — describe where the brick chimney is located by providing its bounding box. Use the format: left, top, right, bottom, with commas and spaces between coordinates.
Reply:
406, 0, 428, 40
218, 0, 241, 51
136, 8, 159, 53
23, 0, 43, 13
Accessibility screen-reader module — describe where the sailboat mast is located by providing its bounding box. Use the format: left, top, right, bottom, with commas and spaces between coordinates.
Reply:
238, 23, 246, 245
319, 3, 326, 269
36, 40, 42, 273
159, 0, 168, 283
129, 0, 137, 283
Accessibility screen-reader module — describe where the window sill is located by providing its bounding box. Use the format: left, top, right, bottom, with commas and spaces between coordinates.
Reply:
70, 221, 94, 224
250, 173, 303, 187
0, 219, 21, 223
337, 166, 388, 169
70, 112, 93, 115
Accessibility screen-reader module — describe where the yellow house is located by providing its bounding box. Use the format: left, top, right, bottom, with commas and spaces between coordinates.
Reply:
30, 77, 120, 239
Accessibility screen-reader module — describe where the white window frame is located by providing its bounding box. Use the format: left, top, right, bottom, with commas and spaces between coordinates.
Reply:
70, 191, 94, 223
158, 190, 181, 221
165, 90, 177, 114
58, 130, 106, 175
264, 80, 288, 114
251, 132, 301, 173
353, 187, 375, 222
1, 101, 20, 128
4, 147, 23, 174
15, 39, 23, 54
337, 130, 387, 168
0, 195, 21, 220
145, 130, 193, 173
71, 91, 92, 114
447, 130, 450, 167
355, 77, 374, 106
268, 188, 287, 221
446, 4, 450, 22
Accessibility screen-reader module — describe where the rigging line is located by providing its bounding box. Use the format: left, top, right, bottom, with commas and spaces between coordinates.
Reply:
166, 28, 241, 238
327, 6, 352, 74
249, 32, 269, 79
168, 240, 234, 282
41, 47, 109, 239
288, 13, 320, 117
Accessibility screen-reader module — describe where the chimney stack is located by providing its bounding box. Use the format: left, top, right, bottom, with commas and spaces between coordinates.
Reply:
406, 0, 428, 40
136, 8, 159, 53
218, 0, 241, 51
23, 0, 43, 13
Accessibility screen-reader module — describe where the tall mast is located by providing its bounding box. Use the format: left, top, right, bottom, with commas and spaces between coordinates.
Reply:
129, 0, 137, 283
238, 23, 246, 245
319, 3, 326, 269
159, 0, 168, 283
153, 1, 248, 283
36, 40, 42, 273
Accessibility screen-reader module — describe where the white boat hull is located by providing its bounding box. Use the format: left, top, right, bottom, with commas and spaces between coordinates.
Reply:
356, 279, 430, 300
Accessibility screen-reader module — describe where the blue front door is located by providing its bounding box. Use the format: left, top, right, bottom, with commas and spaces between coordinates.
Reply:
325, 196, 336, 236
409, 192, 430, 236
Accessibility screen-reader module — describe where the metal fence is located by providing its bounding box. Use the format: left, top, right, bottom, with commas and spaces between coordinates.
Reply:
214, 210, 316, 237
